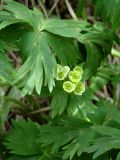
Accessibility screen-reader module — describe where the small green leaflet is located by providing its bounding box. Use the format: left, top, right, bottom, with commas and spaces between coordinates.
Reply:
4, 119, 41, 156
67, 89, 96, 117
0, 51, 14, 84
42, 19, 90, 38
86, 125, 120, 159
44, 32, 79, 66
51, 88, 68, 117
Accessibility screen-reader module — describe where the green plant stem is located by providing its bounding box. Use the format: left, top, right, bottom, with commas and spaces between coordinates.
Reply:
111, 48, 120, 58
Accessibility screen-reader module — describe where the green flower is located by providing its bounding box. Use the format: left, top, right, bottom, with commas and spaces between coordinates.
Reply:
68, 70, 82, 83
63, 81, 76, 93
56, 64, 70, 80
74, 66, 83, 75
74, 81, 85, 95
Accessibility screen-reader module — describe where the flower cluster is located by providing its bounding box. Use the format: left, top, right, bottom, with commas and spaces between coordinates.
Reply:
56, 64, 85, 95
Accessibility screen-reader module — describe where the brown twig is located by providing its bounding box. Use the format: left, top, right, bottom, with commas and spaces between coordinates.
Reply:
27, 107, 51, 115
48, 0, 59, 16
0, 0, 4, 10
9, 52, 20, 68
31, 0, 35, 7
0, 0, 3, 5
65, 0, 78, 19
103, 86, 110, 100
38, 0, 48, 18
55, 5, 61, 18
25, 0, 28, 7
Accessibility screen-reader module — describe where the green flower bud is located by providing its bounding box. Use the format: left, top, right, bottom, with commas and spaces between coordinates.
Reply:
68, 70, 82, 83
74, 66, 83, 75
56, 64, 70, 80
63, 81, 76, 93
74, 81, 85, 95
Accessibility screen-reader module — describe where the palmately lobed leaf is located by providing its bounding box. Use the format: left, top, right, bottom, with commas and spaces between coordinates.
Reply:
51, 88, 68, 117
0, 0, 114, 97
3, 101, 120, 159
15, 33, 57, 95
0, 0, 83, 95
